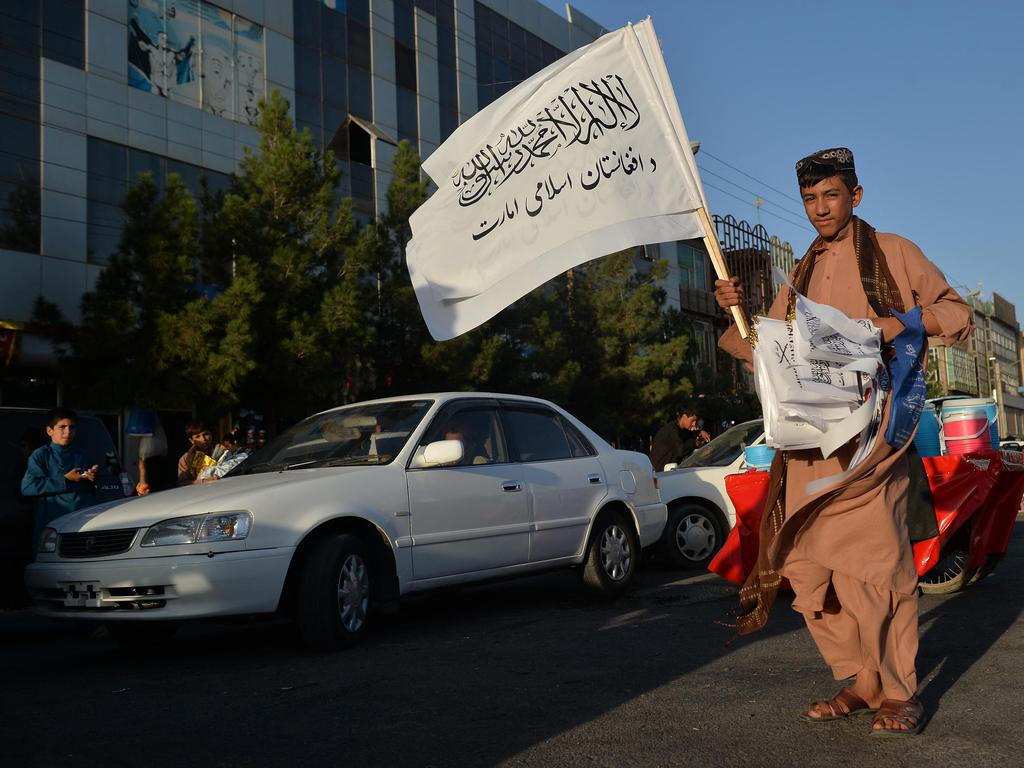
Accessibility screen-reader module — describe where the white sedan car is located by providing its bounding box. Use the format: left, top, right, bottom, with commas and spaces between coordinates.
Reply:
26, 393, 666, 649
656, 419, 765, 569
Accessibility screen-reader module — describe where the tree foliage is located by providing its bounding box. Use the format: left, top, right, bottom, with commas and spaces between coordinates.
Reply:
71, 90, 703, 442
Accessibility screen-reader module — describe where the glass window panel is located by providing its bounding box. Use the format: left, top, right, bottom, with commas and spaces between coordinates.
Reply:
323, 103, 347, 137
293, 0, 321, 47
166, 160, 203, 199
0, 115, 40, 181
438, 64, 457, 108
128, 149, 165, 190
394, 0, 415, 48
295, 44, 322, 97
436, 0, 454, 30
41, 0, 84, 69
397, 87, 417, 143
0, 47, 41, 122
0, 177, 40, 253
477, 83, 492, 109
347, 18, 371, 70
501, 408, 572, 462
348, 66, 372, 119
395, 42, 417, 90
350, 161, 374, 200
475, 50, 492, 85
347, 0, 369, 25
87, 138, 127, 204
295, 93, 322, 127
322, 55, 348, 108
322, 8, 347, 58
439, 105, 458, 142
509, 22, 525, 53
437, 26, 455, 67
414, 0, 436, 15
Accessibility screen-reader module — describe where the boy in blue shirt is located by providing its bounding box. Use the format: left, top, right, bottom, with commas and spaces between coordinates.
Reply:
21, 408, 99, 555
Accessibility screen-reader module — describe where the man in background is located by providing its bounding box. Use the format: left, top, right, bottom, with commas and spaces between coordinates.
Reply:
650, 404, 710, 471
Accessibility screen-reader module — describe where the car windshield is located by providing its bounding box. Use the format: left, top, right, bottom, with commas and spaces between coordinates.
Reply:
231, 400, 433, 475
678, 420, 764, 469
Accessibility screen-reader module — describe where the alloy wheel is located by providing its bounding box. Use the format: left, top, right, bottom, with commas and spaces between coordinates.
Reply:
600, 524, 633, 581
336, 553, 370, 633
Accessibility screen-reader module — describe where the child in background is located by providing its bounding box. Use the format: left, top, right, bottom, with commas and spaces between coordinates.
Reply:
21, 408, 99, 554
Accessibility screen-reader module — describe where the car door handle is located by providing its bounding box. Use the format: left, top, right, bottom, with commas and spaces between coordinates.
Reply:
588, 474, 602, 484
501, 481, 522, 492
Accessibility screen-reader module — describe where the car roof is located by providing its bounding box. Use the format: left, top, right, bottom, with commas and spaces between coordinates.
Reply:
309, 392, 562, 419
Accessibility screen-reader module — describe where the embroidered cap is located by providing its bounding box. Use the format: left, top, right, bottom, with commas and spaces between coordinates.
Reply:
795, 147, 856, 175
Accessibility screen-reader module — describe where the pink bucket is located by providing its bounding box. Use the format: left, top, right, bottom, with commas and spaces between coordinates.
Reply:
942, 411, 990, 455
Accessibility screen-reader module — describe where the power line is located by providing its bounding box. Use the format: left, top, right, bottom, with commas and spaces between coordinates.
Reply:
702, 179, 815, 234
701, 149, 803, 206
697, 163, 807, 220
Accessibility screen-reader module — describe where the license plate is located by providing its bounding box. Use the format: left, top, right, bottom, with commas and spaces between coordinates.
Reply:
61, 581, 103, 608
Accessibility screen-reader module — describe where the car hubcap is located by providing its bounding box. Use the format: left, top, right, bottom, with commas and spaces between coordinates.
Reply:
676, 514, 715, 561
337, 554, 369, 633
600, 524, 632, 581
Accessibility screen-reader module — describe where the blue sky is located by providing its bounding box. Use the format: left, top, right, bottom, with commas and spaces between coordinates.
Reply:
538, 0, 1024, 314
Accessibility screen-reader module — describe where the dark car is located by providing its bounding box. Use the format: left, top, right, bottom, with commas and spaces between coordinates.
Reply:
0, 407, 127, 608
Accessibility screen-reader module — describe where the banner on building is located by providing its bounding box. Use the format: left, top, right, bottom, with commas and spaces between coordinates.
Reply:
127, 1, 262, 124
405, 19, 709, 340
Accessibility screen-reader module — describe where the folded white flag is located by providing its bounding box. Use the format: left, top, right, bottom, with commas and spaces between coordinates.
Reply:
752, 277, 884, 462
406, 19, 709, 340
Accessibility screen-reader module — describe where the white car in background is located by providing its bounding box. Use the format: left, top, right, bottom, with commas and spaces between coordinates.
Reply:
656, 419, 766, 569
26, 394, 666, 649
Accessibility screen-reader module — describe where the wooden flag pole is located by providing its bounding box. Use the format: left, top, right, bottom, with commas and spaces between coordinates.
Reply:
698, 206, 750, 339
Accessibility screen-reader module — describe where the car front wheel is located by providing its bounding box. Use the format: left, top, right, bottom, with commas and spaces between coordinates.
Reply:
663, 502, 726, 570
582, 510, 639, 594
297, 533, 372, 650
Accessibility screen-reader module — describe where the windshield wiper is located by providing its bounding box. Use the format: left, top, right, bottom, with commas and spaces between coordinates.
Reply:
240, 459, 318, 474
301, 456, 390, 468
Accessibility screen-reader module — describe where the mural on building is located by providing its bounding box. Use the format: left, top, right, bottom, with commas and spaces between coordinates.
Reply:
127, 0, 263, 125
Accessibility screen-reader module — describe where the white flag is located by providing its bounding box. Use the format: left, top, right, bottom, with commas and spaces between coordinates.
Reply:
406, 19, 709, 340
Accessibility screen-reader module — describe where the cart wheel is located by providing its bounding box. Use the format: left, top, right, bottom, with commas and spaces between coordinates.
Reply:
919, 533, 970, 595
968, 552, 1003, 585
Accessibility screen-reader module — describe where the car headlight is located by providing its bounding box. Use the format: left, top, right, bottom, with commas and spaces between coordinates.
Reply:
38, 527, 58, 553
141, 511, 253, 547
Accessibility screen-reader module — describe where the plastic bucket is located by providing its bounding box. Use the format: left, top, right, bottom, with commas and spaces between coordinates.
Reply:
940, 398, 999, 450
942, 411, 990, 455
743, 444, 776, 470
913, 407, 942, 457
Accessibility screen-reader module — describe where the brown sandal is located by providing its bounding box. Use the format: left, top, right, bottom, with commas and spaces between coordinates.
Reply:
802, 687, 876, 722
870, 696, 925, 737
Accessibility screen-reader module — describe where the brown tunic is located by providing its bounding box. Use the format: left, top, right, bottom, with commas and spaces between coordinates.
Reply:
720, 225, 974, 603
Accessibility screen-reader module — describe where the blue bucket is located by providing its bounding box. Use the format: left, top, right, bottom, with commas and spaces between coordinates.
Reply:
913, 407, 942, 457
940, 398, 999, 451
744, 444, 776, 470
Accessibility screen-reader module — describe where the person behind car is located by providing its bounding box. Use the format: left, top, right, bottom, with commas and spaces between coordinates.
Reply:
176, 421, 217, 485
650, 403, 711, 472
20, 408, 100, 555
442, 418, 492, 466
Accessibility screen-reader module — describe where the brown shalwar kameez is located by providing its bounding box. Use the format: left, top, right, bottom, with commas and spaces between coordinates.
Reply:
720, 224, 973, 699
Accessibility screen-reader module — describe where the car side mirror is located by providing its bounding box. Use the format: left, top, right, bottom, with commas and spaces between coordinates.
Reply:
418, 439, 464, 467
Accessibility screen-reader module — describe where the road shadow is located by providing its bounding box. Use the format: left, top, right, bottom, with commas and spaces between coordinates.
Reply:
915, 520, 1024, 721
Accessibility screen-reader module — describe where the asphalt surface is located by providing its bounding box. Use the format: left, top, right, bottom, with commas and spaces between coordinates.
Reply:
2, 523, 1023, 768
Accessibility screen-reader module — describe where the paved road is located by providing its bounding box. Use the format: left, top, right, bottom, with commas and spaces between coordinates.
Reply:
2, 523, 1022, 768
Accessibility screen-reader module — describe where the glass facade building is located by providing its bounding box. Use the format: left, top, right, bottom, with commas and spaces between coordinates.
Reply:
0, 0, 605, 327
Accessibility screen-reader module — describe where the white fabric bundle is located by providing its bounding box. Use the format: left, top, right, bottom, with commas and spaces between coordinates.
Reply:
753, 270, 885, 466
